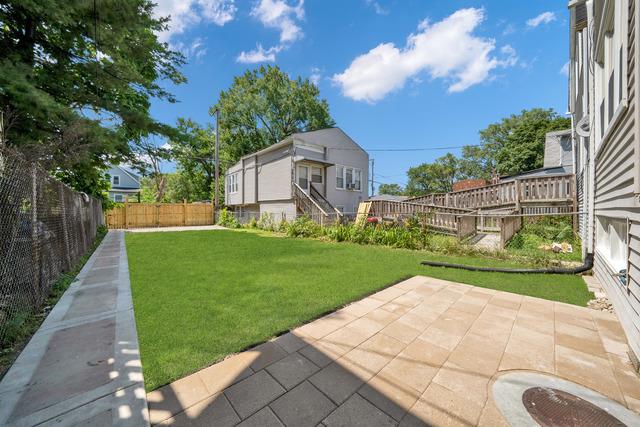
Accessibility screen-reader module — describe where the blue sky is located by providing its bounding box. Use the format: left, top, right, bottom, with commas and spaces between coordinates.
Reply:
151, 0, 569, 191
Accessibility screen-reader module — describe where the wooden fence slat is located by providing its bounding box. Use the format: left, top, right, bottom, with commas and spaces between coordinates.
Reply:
106, 203, 214, 229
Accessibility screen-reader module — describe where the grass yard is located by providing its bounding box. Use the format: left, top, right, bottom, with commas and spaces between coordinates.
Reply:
126, 229, 593, 391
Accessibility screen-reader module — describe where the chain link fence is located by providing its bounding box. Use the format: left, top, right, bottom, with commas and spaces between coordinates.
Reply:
0, 147, 104, 346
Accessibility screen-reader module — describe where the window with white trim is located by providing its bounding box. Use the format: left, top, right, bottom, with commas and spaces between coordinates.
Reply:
114, 194, 123, 202
335, 165, 362, 191
596, 216, 627, 271
595, 0, 627, 145
227, 172, 239, 194
336, 165, 345, 189
311, 166, 323, 184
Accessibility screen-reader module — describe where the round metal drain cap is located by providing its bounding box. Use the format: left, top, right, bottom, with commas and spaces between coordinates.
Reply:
522, 387, 626, 427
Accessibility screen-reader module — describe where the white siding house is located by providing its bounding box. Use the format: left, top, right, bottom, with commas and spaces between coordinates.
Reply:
569, 0, 640, 362
224, 128, 369, 221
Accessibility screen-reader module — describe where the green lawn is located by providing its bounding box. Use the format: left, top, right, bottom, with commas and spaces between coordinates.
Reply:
126, 229, 593, 391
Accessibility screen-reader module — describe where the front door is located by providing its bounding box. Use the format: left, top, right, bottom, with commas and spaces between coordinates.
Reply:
297, 165, 310, 193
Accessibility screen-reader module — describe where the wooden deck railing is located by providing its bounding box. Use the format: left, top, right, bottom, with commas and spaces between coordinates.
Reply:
406, 174, 575, 211
368, 200, 472, 232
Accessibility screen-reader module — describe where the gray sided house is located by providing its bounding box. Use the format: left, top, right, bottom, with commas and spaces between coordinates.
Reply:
106, 165, 140, 202
501, 129, 574, 181
569, 0, 640, 362
225, 128, 369, 222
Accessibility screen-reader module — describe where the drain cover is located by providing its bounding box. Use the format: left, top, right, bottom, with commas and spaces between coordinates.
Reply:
522, 387, 627, 427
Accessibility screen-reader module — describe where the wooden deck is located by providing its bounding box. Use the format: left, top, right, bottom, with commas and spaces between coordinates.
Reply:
366, 174, 576, 247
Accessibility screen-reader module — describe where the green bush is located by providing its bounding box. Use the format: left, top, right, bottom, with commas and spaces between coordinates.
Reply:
217, 208, 241, 228
248, 217, 258, 229
286, 215, 322, 238
257, 212, 275, 231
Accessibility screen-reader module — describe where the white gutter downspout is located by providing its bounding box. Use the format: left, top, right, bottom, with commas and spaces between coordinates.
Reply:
635, 0, 640, 204
586, 0, 596, 255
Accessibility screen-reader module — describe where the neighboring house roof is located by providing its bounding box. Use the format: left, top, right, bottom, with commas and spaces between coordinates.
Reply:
368, 194, 410, 202
107, 164, 141, 189
236, 127, 367, 162
500, 165, 572, 181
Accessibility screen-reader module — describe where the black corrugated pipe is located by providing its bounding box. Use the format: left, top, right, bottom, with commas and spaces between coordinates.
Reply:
421, 253, 594, 275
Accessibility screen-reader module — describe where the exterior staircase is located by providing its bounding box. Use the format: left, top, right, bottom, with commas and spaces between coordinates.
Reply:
293, 183, 343, 224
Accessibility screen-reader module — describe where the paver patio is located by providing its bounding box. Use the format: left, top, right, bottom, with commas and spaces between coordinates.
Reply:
147, 275, 640, 426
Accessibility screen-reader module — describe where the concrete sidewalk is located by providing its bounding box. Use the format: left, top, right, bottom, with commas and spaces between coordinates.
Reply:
0, 231, 148, 426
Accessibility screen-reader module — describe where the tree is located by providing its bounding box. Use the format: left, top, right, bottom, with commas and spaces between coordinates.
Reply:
211, 65, 335, 165
170, 118, 216, 202
377, 183, 405, 196
0, 1, 185, 198
405, 153, 460, 196
465, 108, 571, 177
131, 139, 171, 202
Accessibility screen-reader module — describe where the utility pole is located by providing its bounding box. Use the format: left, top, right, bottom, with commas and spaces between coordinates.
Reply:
213, 108, 220, 223
370, 158, 375, 196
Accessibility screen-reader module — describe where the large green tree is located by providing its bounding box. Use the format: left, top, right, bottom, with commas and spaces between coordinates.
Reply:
211, 65, 335, 165
463, 108, 571, 178
169, 118, 216, 202
405, 153, 460, 196
377, 183, 405, 196
0, 1, 185, 197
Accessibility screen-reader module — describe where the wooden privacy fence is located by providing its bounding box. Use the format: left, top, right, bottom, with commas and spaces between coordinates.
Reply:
105, 202, 213, 229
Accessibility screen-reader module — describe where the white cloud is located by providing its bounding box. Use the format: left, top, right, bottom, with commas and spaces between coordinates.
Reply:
366, 0, 389, 16
173, 37, 208, 60
237, 0, 305, 63
236, 44, 282, 63
526, 11, 556, 28
153, 0, 236, 42
560, 61, 570, 76
332, 8, 515, 103
250, 0, 305, 43
310, 67, 322, 85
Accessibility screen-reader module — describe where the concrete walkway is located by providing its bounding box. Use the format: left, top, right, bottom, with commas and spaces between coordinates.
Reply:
0, 231, 148, 426
148, 276, 640, 426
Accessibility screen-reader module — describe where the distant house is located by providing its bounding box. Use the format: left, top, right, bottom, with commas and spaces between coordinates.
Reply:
500, 129, 573, 181
106, 165, 140, 202
225, 127, 369, 221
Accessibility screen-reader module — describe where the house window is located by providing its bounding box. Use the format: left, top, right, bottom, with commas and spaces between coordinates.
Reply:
112, 175, 120, 186
336, 165, 344, 189
354, 169, 362, 191
227, 173, 238, 194
596, 0, 627, 145
114, 194, 123, 202
297, 165, 309, 190
311, 167, 323, 184
336, 165, 362, 191
596, 216, 627, 271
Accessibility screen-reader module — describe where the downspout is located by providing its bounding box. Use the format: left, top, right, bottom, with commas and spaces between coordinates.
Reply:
635, 0, 640, 203
586, 0, 596, 255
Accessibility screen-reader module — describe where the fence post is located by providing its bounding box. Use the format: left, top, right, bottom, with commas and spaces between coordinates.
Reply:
59, 182, 72, 271
30, 165, 41, 299
124, 201, 129, 229
514, 180, 521, 210
183, 199, 187, 226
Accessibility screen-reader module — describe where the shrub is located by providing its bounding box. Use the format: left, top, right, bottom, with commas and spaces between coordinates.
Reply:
286, 215, 321, 238
217, 208, 241, 228
257, 212, 275, 231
